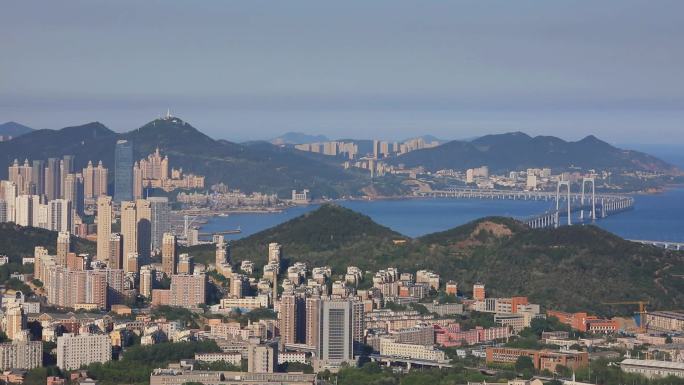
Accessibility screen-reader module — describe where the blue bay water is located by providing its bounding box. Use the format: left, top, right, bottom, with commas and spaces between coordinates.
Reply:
200, 187, 684, 243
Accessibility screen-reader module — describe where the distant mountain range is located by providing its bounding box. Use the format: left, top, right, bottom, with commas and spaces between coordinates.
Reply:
182, 204, 684, 314
390, 132, 679, 173
0, 121, 34, 138
0, 118, 367, 198
270, 132, 330, 145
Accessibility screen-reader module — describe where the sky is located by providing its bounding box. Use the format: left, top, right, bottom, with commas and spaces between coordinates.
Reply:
1, 0, 683, 143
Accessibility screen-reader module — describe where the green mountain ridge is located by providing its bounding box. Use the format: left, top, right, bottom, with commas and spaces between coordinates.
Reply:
0, 118, 367, 198
0, 222, 95, 258
221, 205, 684, 314
390, 131, 679, 174
3, 205, 683, 314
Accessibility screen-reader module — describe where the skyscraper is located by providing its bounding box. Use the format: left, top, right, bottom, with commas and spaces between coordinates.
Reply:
133, 161, 143, 199
136, 199, 152, 260
319, 298, 354, 364
161, 233, 177, 275
279, 293, 299, 346
139, 265, 154, 298
108, 233, 123, 270
305, 296, 321, 350
148, 197, 170, 250
96, 196, 112, 261
114, 140, 133, 202
8, 159, 33, 195
31, 160, 45, 196
45, 157, 61, 201
82, 161, 108, 200
47, 199, 72, 232
62, 173, 84, 215
120, 201, 137, 260
0, 181, 17, 223
56, 231, 71, 266
60, 155, 74, 198
4, 304, 26, 340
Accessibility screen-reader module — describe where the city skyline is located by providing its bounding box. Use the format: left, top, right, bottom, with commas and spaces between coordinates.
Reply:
2, 1, 684, 144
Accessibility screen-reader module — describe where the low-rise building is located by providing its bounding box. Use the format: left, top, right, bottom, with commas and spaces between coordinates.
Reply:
646, 311, 684, 333
379, 338, 446, 362
621, 359, 684, 379
486, 347, 588, 373
149, 370, 317, 385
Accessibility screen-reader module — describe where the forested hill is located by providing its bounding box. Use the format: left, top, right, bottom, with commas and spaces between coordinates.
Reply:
228, 204, 684, 314
389, 132, 679, 174
0, 222, 95, 258
4, 203, 683, 314
0, 118, 367, 198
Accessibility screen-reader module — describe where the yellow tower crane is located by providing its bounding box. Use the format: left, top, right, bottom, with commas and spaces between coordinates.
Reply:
602, 301, 649, 333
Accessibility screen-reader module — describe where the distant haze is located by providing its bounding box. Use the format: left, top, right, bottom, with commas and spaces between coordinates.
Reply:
1, 0, 683, 143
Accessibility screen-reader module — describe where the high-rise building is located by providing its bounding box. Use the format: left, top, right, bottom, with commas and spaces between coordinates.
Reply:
45, 157, 61, 201
82, 161, 108, 200
120, 201, 138, 260
136, 199, 152, 260
177, 254, 194, 275
102, 268, 125, 306
15, 195, 39, 227
0, 200, 7, 223
247, 341, 277, 373
139, 265, 155, 298
216, 239, 229, 266
148, 197, 170, 250
133, 161, 143, 199
114, 140, 134, 202
62, 173, 84, 215
268, 243, 282, 264
126, 252, 139, 275
473, 283, 486, 301
319, 298, 354, 364
0, 340, 42, 371
161, 233, 177, 275
108, 233, 123, 270
56, 231, 71, 266
56, 333, 112, 371
48, 199, 72, 232
169, 273, 206, 308
8, 159, 33, 195
60, 155, 74, 198
31, 160, 45, 196
4, 303, 26, 340
96, 196, 112, 261
305, 296, 321, 349
279, 293, 305, 345
0, 181, 17, 223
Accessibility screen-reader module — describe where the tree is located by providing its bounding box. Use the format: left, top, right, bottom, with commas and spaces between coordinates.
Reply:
515, 355, 536, 378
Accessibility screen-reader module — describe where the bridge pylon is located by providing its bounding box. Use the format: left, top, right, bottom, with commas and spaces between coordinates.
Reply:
556, 180, 571, 228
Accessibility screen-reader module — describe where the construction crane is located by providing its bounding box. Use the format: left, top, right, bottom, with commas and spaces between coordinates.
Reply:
602, 301, 649, 333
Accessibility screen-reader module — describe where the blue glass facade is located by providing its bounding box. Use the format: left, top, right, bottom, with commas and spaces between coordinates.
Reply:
114, 139, 133, 202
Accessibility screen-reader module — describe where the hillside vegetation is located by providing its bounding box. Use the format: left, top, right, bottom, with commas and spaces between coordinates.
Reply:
0, 222, 95, 258
3, 204, 682, 314
218, 204, 684, 314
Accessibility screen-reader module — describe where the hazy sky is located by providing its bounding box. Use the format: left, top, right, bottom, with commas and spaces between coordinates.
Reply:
1, 0, 683, 143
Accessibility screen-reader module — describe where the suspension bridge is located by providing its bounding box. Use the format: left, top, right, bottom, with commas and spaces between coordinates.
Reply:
417, 177, 634, 229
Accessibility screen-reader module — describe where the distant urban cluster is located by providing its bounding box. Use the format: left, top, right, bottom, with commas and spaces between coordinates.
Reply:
294, 137, 440, 160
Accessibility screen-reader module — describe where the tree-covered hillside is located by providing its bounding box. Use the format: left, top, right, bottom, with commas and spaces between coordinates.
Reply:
198, 204, 684, 314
